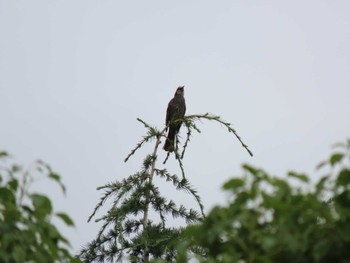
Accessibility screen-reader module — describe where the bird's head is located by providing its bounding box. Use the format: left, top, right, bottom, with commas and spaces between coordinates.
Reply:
175, 86, 185, 96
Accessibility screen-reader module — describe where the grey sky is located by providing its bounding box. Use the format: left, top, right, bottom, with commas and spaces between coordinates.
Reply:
1, 0, 350, 253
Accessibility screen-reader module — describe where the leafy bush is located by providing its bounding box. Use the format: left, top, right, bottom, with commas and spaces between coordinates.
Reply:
178, 139, 350, 263
0, 151, 79, 263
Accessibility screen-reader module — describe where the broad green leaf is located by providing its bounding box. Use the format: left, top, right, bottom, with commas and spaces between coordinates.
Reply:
329, 153, 344, 166
8, 179, 18, 191
3, 205, 21, 222
48, 172, 61, 181
45, 222, 62, 240
22, 205, 33, 214
31, 194, 52, 216
288, 171, 309, 182
316, 160, 327, 170
48, 172, 66, 194
0, 151, 9, 158
242, 164, 262, 178
0, 187, 16, 203
335, 190, 350, 207
11, 164, 21, 173
315, 175, 329, 193
56, 212, 75, 226
223, 178, 244, 191
336, 169, 350, 186
271, 178, 291, 201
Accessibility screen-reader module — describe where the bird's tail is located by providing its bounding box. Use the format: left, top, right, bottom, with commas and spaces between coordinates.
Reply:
163, 129, 175, 152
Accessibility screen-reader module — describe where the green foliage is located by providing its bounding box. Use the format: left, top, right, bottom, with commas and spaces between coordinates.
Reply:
177, 139, 350, 262
0, 152, 79, 263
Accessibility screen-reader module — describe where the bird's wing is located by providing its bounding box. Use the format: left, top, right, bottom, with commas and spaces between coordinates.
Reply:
165, 98, 174, 125
182, 101, 186, 118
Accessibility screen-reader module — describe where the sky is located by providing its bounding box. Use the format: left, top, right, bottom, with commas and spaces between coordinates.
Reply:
1, 0, 350, 254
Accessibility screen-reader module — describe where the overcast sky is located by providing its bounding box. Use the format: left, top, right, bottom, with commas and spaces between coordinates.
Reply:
1, 0, 350, 254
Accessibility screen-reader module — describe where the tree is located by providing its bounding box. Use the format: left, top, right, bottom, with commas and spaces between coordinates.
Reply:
79, 113, 252, 262
0, 151, 79, 263
176, 139, 350, 263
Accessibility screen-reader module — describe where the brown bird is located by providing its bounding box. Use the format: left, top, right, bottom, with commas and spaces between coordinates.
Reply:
163, 86, 186, 152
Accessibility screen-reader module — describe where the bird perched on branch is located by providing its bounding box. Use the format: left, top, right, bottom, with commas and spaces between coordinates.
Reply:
163, 86, 186, 152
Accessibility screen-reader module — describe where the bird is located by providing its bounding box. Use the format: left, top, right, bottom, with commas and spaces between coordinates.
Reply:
163, 86, 186, 152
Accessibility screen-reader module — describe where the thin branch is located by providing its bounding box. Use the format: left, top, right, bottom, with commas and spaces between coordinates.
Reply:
181, 122, 193, 159
142, 132, 162, 263
184, 113, 253, 157
174, 142, 186, 179
126, 118, 168, 163
154, 168, 205, 218
124, 118, 162, 163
